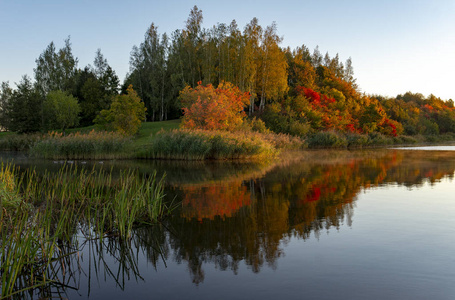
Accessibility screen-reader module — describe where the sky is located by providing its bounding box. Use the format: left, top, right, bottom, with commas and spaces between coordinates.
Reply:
1, 0, 455, 100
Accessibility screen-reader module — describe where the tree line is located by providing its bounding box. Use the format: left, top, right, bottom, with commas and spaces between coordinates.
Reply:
0, 5, 454, 137
0, 39, 120, 133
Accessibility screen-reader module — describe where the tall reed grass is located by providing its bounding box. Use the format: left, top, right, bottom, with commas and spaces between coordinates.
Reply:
137, 129, 278, 160
0, 163, 169, 299
29, 130, 130, 160
0, 133, 43, 151
254, 131, 306, 150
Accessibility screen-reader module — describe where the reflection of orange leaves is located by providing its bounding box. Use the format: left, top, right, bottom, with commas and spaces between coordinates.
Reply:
181, 183, 251, 221
302, 184, 336, 204
305, 186, 321, 202
424, 170, 433, 178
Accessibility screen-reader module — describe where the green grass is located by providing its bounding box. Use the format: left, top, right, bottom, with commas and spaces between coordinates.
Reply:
132, 119, 181, 148
63, 124, 97, 134
63, 120, 180, 140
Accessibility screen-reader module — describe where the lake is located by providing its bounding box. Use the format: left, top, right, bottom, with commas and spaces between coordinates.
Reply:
2, 148, 455, 299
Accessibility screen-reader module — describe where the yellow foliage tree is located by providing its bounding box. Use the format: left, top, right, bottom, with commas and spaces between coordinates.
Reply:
95, 85, 146, 135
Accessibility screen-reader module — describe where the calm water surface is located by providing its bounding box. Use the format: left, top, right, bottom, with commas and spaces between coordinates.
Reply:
3, 148, 455, 300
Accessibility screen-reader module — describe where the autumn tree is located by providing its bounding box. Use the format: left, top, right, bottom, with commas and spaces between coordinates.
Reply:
286, 45, 316, 90
258, 22, 288, 111
180, 81, 250, 130
242, 18, 262, 115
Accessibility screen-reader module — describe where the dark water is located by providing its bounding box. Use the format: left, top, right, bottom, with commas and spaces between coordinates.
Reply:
3, 149, 455, 300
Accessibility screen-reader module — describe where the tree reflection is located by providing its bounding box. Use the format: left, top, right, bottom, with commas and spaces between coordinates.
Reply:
168, 150, 455, 283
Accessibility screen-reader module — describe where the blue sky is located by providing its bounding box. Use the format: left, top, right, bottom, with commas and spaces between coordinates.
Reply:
1, 0, 454, 100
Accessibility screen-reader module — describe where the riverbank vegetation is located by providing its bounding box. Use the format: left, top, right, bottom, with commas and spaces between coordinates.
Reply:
137, 129, 278, 160
0, 163, 168, 298
29, 130, 130, 159
1, 5, 455, 159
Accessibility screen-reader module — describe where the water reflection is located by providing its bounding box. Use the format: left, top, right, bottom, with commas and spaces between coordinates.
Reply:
2, 149, 455, 298
166, 150, 455, 284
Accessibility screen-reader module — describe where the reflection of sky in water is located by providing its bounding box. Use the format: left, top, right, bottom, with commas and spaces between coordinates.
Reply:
393, 146, 455, 151
253, 178, 455, 300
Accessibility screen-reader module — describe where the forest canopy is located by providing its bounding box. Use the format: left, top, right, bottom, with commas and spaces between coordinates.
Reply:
0, 5, 454, 140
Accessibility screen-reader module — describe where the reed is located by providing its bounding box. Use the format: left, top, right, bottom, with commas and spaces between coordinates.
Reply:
137, 129, 278, 160
0, 163, 169, 298
0, 133, 43, 151
253, 131, 306, 150
29, 130, 130, 160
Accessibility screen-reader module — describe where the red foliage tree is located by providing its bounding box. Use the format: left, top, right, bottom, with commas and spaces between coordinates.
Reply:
180, 81, 250, 130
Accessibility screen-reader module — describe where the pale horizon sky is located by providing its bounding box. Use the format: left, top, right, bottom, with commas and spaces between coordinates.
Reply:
1, 0, 454, 100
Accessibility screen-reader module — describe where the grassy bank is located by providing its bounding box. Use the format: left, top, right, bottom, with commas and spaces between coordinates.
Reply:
136, 129, 279, 160
1, 119, 455, 160
0, 163, 169, 298
307, 130, 455, 149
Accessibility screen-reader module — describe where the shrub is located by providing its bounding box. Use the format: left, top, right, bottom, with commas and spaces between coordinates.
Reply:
180, 81, 250, 131
367, 132, 394, 145
233, 117, 269, 134
308, 131, 348, 148
288, 121, 312, 136
261, 103, 311, 137
346, 133, 369, 148
393, 135, 418, 144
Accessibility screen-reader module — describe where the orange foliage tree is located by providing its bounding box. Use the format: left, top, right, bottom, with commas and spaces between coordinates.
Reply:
180, 81, 250, 130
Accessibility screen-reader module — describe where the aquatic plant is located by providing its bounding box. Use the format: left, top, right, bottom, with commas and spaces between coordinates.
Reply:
0, 163, 169, 298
